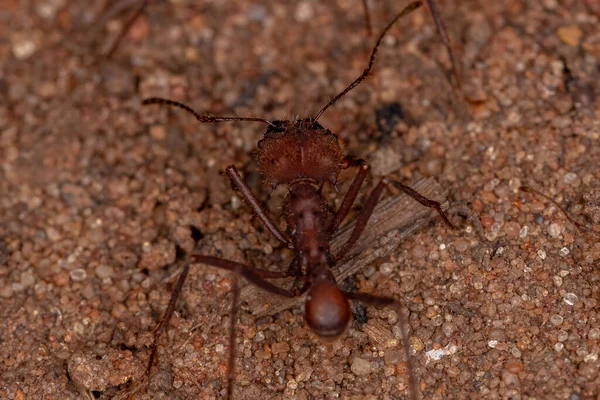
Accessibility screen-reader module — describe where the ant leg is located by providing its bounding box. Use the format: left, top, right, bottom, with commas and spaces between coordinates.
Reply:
328, 156, 370, 234
425, 0, 461, 90
247, 258, 301, 280
146, 256, 308, 397
519, 185, 594, 233
333, 179, 387, 260
333, 176, 456, 261
191, 255, 308, 298
191, 255, 308, 398
361, 0, 372, 35
343, 291, 417, 400
226, 261, 240, 399
145, 262, 191, 377
386, 178, 457, 230
105, 0, 149, 58
225, 165, 292, 248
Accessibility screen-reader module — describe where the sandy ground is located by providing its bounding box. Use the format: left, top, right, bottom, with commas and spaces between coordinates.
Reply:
1, 0, 600, 399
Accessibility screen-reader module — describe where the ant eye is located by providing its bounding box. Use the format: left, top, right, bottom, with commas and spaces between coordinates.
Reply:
257, 139, 263, 148
312, 121, 324, 130
266, 120, 285, 134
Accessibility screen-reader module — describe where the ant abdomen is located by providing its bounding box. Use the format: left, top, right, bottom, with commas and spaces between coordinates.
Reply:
256, 119, 343, 186
305, 274, 351, 338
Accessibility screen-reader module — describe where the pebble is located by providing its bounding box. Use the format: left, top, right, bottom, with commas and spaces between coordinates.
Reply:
383, 348, 402, 366
550, 314, 563, 326
547, 223, 561, 238
272, 342, 290, 354
11, 31, 38, 59
20, 270, 36, 287
253, 331, 265, 342
504, 359, 524, 374
351, 358, 372, 376
563, 293, 578, 306
578, 363, 598, 380
69, 268, 87, 282
95, 265, 115, 279
557, 25, 582, 47
0, 285, 14, 298
504, 221, 521, 239
588, 328, 600, 339
557, 330, 568, 342
554, 343, 564, 352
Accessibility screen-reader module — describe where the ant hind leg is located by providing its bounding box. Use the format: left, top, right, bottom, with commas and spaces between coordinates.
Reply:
343, 291, 418, 400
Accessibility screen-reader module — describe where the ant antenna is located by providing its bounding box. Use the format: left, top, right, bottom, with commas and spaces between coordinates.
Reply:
142, 98, 276, 127
425, 0, 461, 90
313, 1, 422, 122
520, 186, 595, 234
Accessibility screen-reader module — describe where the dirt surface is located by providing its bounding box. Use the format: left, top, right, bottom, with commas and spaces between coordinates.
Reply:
2, 0, 600, 399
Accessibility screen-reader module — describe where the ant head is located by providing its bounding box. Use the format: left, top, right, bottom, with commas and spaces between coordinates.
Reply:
255, 118, 343, 186
305, 271, 351, 338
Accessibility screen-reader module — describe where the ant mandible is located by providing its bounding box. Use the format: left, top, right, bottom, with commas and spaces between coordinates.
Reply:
142, 2, 457, 399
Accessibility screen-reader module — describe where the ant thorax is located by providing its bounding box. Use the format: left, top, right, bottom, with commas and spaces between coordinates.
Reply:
283, 182, 331, 267
255, 119, 343, 186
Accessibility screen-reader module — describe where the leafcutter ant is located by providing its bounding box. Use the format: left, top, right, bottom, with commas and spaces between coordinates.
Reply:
141, 2, 457, 399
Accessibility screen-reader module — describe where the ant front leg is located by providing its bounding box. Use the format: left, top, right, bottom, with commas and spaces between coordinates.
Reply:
343, 291, 418, 400
225, 165, 292, 248
333, 174, 457, 261
328, 156, 370, 234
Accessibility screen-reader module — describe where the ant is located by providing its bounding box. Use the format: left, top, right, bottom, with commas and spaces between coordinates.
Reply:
141, 2, 457, 399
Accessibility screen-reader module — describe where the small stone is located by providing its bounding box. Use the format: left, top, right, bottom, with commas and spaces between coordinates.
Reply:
557, 25, 582, 47
555, 342, 564, 352
504, 222, 521, 239
294, 2, 314, 22
442, 322, 456, 337
564, 172, 578, 185
553, 276, 563, 287
253, 331, 265, 342
578, 362, 598, 380
408, 336, 424, 353
550, 314, 563, 326
564, 293, 578, 306
379, 263, 394, 275
11, 32, 39, 59
559, 247, 570, 257
272, 342, 290, 354
351, 358, 372, 376
95, 265, 115, 279
547, 223, 561, 238
255, 349, 271, 360
150, 125, 166, 140
588, 328, 600, 339
69, 268, 87, 282
286, 379, 298, 390
20, 270, 36, 287
504, 359, 524, 374
295, 366, 313, 382
0, 285, 14, 298
557, 330, 568, 342
519, 225, 528, 239
54, 271, 70, 286
537, 250, 546, 260
384, 348, 402, 366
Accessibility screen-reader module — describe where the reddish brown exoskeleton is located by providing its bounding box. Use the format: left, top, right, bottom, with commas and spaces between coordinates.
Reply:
142, 2, 457, 399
